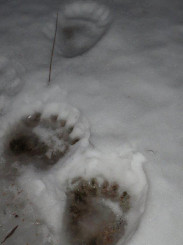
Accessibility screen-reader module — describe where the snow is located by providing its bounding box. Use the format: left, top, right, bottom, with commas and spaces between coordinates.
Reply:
0, 0, 183, 245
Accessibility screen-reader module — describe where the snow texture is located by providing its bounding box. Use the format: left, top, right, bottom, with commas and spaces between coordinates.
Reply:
0, 0, 183, 245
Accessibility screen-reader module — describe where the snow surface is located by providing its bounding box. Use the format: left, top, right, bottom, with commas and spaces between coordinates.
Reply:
0, 0, 183, 245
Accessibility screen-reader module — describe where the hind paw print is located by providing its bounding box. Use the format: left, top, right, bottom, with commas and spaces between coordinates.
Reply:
3, 103, 89, 170
64, 177, 130, 245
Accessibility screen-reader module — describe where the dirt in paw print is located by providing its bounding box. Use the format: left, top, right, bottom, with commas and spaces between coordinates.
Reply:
3, 104, 88, 170
64, 177, 130, 245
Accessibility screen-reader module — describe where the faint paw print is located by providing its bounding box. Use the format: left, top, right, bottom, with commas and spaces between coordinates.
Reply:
44, 1, 112, 57
0, 57, 24, 96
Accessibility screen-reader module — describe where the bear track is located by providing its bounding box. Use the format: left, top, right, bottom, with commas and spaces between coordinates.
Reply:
57, 1, 112, 57
64, 177, 130, 245
3, 104, 89, 170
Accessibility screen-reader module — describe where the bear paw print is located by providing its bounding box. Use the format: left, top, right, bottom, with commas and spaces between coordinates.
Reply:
64, 177, 130, 245
57, 1, 112, 57
3, 103, 90, 170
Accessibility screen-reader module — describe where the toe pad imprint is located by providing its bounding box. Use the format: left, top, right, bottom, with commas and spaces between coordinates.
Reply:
64, 177, 130, 245
58, 1, 112, 57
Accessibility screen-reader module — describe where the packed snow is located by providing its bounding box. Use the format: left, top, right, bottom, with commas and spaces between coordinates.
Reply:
0, 0, 183, 245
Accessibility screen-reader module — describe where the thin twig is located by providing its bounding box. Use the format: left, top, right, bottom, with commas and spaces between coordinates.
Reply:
48, 11, 59, 86
1, 225, 19, 244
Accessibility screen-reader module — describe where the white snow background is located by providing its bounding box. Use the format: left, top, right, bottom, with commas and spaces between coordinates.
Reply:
0, 0, 183, 245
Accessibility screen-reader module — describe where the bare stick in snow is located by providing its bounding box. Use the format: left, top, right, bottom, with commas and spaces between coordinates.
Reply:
48, 11, 59, 85
1, 225, 19, 244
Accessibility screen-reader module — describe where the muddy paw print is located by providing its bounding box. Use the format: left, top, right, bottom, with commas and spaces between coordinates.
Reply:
64, 177, 130, 245
3, 103, 90, 170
